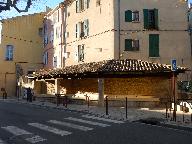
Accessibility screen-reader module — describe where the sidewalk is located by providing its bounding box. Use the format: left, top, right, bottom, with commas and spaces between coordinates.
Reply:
3, 98, 192, 132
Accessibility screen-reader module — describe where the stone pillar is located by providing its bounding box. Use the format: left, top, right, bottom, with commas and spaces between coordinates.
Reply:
98, 78, 104, 106
55, 79, 60, 94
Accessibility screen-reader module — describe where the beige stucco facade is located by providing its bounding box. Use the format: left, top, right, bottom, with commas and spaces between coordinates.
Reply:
0, 13, 44, 97
62, 0, 191, 80
64, 0, 115, 66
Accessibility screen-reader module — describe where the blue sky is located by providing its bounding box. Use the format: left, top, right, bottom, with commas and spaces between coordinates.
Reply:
0, 0, 64, 20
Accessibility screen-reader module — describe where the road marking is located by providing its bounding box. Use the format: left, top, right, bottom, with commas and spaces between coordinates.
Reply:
0, 139, 6, 144
82, 115, 124, 124
49, 120, 93, 131
65, 117, 110, 127
28, 123, 72, 136
25, 135, 46, 144
1, 126, 32, 136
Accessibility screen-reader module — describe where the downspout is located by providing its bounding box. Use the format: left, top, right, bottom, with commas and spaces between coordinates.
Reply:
60, 4, 64, 68
118, 0, 121, 60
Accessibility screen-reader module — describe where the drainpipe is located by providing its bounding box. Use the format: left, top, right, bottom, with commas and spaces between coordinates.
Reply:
118, 0, 121, 59
60, 4, 64, 68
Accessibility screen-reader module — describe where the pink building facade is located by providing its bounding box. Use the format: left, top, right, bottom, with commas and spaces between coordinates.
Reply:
43, 3, 65, 69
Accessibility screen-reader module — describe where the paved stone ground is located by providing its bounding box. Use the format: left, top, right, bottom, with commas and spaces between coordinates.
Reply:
2, 98, 192, 131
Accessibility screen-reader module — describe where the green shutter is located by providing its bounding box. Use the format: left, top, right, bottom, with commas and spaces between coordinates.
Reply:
149, 34, 159, 57
143, 9, 149, 29
125, 39, 132, 51
125, 10, 132, 22
154, 9, 158, 29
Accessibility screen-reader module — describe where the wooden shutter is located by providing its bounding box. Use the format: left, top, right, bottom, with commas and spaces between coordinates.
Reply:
125, 10, 132, 22
125, 39, 132, 51
143, 9, 149, 29
154, 9, 158, 29
149, 34, 159, 57
84, 19, 89, 37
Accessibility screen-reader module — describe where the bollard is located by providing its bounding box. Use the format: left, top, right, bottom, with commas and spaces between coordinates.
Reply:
56, 94, 60, 106
65, 96, 68, 108
190, 113, 192, 122
87, 96, 90, 108
183, 112, 185, 123
105, 96, 108, 115
165, 102, 168, 118
126, 97, 128, 119
173, 110, 176, 122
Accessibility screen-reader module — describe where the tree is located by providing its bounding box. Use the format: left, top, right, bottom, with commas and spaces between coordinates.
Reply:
0, 0, 33, 13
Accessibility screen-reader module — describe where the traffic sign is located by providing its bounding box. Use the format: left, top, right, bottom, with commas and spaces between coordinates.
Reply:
171, 59, 177, 71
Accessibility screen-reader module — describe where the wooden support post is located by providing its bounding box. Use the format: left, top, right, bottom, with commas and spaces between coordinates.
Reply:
98, 78, 104, 107
55, 79, 60, 94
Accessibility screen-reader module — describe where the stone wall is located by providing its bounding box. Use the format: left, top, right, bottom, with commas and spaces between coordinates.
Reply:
35, 76, 171, 107
45, 77, 171, 98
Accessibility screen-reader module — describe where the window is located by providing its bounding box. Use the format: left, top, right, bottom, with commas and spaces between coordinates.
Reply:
125, 39, 139, 51
53, 12, 58, 24
50, 30, 54, 43
125, 10, 139, 22
143, 9, 158, 29
44, 35, 48, 45
55, 26, 61, 39
76, 0, 89, 13
132, 11, 139, 22
68, 12, 70, 17
64, 32, 69, 38
38, 28, 43, 37
96, 0, 101, 6
53, 56, 57, 67
78, 45, 84, 62
5, 45, 13, 61
43, 52, 48, 65
149, 34, 159, 57
76, 19, 89, 38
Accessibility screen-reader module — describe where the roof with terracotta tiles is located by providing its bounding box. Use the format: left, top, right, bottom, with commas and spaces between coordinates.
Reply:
33, 59, 187, 79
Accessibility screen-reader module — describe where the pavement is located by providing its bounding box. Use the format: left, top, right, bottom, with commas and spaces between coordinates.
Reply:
1, 98, 192, 132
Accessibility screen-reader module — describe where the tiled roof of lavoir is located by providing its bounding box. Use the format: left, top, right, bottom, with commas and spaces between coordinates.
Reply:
33, 59, 187, 79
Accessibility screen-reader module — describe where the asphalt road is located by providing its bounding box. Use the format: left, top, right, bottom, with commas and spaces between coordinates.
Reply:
0, 99, 192, 144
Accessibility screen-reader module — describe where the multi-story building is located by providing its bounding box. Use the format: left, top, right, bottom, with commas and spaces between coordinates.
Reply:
0, 13, 45, 96
36, 0, 191, 106
43, 3, 65, 69
61, 0, 191, 79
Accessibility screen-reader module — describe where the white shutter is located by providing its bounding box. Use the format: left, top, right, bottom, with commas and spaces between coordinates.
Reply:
84, 0, 89, 9
76, 0, 80, 13
76, 22, 81, 38
46, 52, 48, 65
43, 54, 45, 64
74, 46, 79, 62
84, 19, 89, 37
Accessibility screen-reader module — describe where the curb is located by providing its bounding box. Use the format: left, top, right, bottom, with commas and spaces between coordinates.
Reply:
9, 99, 126, 122
134, 118, 192, 132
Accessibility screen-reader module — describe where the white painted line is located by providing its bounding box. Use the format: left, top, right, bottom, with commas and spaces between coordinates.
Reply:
82, 115, 124, 124
1, 126, 32, 136
25, 135, 46, 144
65, 117, 110, 127
49, 120, 93, 131
28, 123, 72, 136
0, 139, 6, 144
